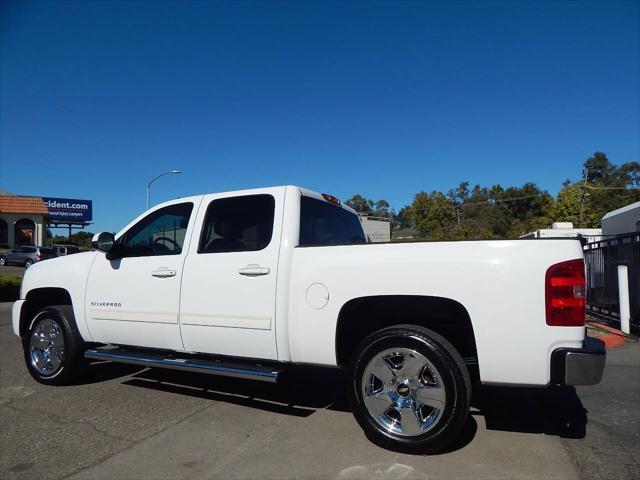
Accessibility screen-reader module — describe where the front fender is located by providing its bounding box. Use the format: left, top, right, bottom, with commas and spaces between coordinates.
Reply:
20, 252, 98, 341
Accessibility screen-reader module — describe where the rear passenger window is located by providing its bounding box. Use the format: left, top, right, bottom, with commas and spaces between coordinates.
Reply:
299, 196, 366, 246
199, 195, 275, 253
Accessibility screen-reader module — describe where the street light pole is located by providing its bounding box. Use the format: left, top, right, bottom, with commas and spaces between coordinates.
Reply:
146, 169, 181, 210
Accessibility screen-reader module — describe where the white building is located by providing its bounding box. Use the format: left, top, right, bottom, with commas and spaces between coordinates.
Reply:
357, 214, 391, 243
601, 201, 640, 236
520, 222, 602, 243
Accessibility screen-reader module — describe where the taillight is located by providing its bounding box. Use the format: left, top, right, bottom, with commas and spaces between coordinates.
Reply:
545, 259, 586, 326
321, 194, 341, 205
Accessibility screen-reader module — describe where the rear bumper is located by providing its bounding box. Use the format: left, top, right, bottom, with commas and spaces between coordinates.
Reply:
551, 336, 606, 386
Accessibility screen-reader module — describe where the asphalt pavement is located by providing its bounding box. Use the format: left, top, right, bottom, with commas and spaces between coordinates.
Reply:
0, 303, 638, 480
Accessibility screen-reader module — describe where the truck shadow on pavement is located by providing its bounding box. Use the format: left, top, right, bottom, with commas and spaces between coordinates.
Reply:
85, 361, 587, 452
471, 384, 587, 440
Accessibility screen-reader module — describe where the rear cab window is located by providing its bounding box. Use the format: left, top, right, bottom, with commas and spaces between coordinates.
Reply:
198, 194, 275, 253
299, 196, 366, 246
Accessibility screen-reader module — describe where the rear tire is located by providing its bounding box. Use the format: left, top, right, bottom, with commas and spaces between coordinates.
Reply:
23, 305, 87, 385
347, 325, 471, 454
24, 259, 34, 268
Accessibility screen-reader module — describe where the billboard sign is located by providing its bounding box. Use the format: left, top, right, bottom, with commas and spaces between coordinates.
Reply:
43, 197, 93, 223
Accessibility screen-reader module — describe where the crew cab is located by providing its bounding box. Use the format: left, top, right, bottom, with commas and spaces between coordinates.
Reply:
12, 185, 605, 453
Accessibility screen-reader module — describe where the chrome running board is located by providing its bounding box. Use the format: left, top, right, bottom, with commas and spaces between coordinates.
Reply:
84, 348, 282, 383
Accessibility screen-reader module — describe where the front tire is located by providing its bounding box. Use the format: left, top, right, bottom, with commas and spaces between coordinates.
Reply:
348, 325, 471, 454
0, 256, 6, 266
23, 305, 87, 385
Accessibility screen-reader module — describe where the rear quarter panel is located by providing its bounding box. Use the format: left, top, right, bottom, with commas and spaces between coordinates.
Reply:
288, 239, 585, 385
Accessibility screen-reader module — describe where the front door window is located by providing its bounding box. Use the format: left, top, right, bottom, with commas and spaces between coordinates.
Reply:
120, 203, 193, 257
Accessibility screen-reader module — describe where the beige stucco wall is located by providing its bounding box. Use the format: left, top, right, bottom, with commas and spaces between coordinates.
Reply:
0, 213, 46, 248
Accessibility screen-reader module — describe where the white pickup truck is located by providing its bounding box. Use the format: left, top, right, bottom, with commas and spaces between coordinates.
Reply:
12, 185, 605, 453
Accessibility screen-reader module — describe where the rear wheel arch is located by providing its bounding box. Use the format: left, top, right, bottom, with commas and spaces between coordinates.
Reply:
335, 295, 478, 379
20, 288, 73, 338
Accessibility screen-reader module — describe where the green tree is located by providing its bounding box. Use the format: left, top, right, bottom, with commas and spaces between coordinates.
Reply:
345, 194, 373, 213
447, 182, 470, 205
345, 194, 391, 217
353, 151, 638, 239
408, 191, 456, 240
373, 199, 390, 217
552, 152, 640, 227
493, 183, 553, 238
584, 152, 615, 183
392, 206, 412, 230
71, 231, 94, 248
48, 231, 94, 248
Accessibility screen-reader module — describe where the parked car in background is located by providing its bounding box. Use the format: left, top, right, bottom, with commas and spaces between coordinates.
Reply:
0, 245, 57, 268
51, 245, 80, 256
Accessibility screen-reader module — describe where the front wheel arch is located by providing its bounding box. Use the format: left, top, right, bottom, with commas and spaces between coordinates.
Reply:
20, 288, 73, 338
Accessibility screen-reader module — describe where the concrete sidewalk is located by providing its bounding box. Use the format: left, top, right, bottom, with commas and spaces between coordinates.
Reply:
587, 321, 636, 349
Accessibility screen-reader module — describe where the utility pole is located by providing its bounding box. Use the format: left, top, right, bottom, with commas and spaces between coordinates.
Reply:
579, 167, 588, 228
455, 209, 462, 228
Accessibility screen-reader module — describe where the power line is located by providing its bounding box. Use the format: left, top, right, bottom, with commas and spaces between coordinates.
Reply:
584, 185, 640, 190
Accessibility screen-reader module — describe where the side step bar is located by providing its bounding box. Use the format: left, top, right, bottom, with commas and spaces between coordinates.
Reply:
84, 349, 283, 383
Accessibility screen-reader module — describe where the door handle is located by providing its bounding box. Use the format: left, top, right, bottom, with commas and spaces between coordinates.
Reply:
238, 264, 270, 277
151, 268, 177, 278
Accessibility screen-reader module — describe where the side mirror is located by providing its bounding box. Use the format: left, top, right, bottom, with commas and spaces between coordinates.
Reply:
11, 249, 16, 253
92, 232, 115, 253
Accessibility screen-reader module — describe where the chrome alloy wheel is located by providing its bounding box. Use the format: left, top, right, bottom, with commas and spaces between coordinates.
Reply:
30, 318, 65, 376
361, 348, 447, 437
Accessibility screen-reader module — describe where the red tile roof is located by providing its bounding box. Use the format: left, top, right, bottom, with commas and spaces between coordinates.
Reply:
0, 196, 49, 215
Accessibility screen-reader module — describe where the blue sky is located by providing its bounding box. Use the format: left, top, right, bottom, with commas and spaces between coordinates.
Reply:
1, 0, 638, 233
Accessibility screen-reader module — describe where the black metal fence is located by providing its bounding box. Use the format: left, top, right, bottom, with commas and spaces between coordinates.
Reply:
584, 232, 640, 332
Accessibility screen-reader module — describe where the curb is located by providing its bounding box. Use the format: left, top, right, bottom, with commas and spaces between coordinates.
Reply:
587, 322, 628, 349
